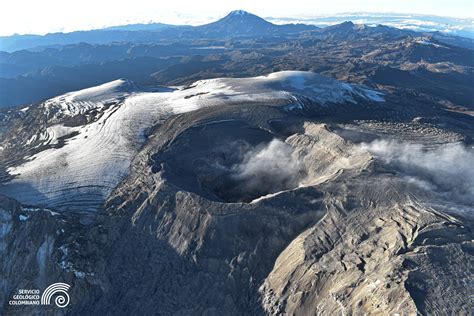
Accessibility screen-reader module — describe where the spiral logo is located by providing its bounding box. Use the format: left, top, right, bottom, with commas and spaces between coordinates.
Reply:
41, 283, 70, 308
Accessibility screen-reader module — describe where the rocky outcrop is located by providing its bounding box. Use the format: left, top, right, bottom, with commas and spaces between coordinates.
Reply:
260, 178, 473, 314
0, 196, 95, 315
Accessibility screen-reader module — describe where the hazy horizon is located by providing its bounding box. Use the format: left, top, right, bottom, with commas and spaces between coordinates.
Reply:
1, 0, 473, 36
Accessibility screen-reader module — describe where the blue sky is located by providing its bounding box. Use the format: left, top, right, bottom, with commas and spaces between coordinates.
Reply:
1, 0, 473, 35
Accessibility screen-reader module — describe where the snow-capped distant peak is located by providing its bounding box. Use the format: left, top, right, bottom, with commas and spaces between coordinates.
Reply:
229, 10, 250, 16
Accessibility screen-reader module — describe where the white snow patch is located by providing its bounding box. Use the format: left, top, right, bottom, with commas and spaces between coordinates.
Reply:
36, 236, 54, 284
54, 79, 133, 104
415, 39, 448, 49
74, 271, 86, 278
25, 124, 81, 147
21, 207, 41, 212
360, 88, 385, 102
43, 79, 136, 119
264, 71, 384, 105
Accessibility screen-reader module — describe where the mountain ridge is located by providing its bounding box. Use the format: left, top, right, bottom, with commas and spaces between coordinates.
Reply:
3, 10, 473, 53
0, 10, 318, 52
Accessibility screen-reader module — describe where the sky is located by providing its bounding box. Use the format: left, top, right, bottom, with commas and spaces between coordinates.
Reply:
1, 0, 473, 36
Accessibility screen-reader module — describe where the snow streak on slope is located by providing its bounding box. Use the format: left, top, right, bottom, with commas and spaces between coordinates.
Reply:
1, 71, 384, 212
43, 79, 136, 119
266, 71, 385, 103
4, 92, 172, 212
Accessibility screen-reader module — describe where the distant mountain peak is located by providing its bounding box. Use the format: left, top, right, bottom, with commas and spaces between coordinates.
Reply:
194, 10, 318, 38
334, 21, 355, 30
323, 21, 356, 34
219, 10, 268, 23
195, 10, 275, 37
228, 10, 251, 16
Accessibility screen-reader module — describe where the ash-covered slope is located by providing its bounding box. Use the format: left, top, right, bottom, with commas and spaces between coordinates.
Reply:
0, 71, 383, 212
1, 69, 473, 315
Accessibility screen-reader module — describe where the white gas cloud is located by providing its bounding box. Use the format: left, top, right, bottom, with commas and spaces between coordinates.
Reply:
361, 140, 474, 205
231, 139, 304, 198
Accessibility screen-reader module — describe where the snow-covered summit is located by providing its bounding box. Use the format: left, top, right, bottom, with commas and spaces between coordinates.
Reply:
2, 71, 384, 212
228, 10, 251, 16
